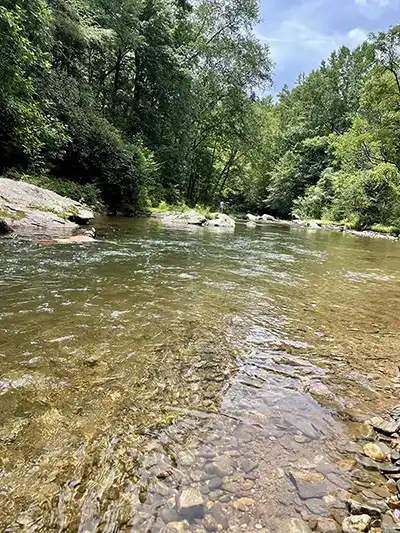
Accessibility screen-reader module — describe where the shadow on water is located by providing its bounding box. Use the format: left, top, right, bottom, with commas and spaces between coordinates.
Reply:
0, 217, 399, 531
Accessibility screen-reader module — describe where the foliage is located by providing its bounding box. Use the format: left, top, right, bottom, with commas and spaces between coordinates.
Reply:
0, 0, 271, 210
15, 173, 102, 207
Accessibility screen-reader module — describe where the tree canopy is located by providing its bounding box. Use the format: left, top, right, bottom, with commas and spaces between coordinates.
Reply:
1, 0, 400, 228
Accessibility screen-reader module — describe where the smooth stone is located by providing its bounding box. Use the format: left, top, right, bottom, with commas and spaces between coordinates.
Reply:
219, 494, 231, 503
210, 503, 229, 529
160, 507, 181, 524
304, 498, 329, 516
241, 459, 258, 473
208, 490, 224, 501
290, 477, 326, 500
342, 514, 371, 533
208, 478, 222, 491
276, 518, 312, 533
364, 442, 386, 462
176, 487, 205, 519
205, 457, 234, 478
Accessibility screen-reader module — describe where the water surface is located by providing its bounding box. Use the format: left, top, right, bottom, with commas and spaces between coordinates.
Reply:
1, 218, 399, 531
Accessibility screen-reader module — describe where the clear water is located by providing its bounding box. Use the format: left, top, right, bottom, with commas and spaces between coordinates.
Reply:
1, 218, 399, 531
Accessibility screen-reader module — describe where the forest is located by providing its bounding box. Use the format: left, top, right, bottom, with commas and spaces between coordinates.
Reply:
1, 0, 400, 230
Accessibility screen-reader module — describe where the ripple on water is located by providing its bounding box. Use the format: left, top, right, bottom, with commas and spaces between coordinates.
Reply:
0, 219, 399, 531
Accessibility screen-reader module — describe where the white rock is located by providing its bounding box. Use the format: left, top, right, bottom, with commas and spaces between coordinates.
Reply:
342, 514, 371, 532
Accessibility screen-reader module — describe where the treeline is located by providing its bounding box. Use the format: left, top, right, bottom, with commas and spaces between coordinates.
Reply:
2, 1, 400, 229
0, 0, 270, 212
243, 26, 400, 231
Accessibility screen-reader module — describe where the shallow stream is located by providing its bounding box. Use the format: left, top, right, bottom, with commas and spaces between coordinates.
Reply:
1, 218, 400, 531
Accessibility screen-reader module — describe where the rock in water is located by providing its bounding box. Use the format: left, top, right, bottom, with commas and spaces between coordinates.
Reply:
176, 487, 204, 519
276, 518, 312, 533
261, 214, 275, 222
363, 442, 386, 462
368, 416, 400, 435
317, 518, 340, 533
342, 514, 371, 532
0, 178, 94, 235
246, 214, 258, 222
204, 214, 236, 228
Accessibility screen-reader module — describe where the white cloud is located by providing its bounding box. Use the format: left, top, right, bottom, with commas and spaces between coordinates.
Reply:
257, 0, 371, 90
354, 0, 398, 18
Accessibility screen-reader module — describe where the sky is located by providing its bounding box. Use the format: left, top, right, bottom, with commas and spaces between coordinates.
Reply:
257, 0, 400, 92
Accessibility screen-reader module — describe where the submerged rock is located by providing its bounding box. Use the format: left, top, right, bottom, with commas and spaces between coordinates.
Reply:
276, 518, 312, 533
176, 487, 204, 519
342, 514, 371, 532
364, 442, 386, 462
0, 178, 94, 235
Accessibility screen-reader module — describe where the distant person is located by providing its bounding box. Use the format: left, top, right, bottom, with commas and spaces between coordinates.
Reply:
220, 200, 225, 212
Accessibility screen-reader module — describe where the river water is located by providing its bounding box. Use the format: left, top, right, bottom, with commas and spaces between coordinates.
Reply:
1, 218, 400, 532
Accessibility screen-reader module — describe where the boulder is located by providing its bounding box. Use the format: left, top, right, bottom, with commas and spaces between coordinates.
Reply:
246, 214, 258, 222
277, 518, 312, 533
261, 214, 275, 222
161, 211, 207, 226
204, 214, 236, 228
0, 178, 94, 235
246, 221, 257, 228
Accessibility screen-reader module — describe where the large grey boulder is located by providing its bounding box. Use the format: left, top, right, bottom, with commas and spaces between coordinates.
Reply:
160, 211, 207, 226
204, 214, 235, 228
247, 213, 258, 222
0, 178, 94, 235
261, 214, 275, 222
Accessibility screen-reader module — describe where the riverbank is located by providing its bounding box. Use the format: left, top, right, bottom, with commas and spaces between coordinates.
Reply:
239, 213, 400, 241
0, 178, 94, 235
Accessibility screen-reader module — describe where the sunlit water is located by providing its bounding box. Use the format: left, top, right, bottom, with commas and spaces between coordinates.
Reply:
1, 218, 400, 531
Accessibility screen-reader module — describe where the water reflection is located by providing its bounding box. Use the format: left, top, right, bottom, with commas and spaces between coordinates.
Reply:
0, 218, 399, 531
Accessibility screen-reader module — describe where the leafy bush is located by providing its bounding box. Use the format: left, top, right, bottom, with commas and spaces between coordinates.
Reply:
329, 163, 400, 228
14, 173, 102, 208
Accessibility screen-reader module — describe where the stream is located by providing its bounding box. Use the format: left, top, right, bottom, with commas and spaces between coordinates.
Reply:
1, 217, 400, 532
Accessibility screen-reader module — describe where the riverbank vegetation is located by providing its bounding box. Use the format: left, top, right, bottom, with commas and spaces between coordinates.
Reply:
1, 0, 400, 230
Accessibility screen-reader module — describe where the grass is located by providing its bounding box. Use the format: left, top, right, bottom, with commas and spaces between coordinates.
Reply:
0, 208, 26, 220
150, 201, 217, 219
371, 224, 400, 236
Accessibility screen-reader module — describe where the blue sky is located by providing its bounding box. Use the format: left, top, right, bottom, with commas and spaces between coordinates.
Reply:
257, 0, 400, 92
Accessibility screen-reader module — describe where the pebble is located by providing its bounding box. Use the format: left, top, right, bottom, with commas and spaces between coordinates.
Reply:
304, 498, 329, 516
208, 478, 222, 491
241, 459, 258, 473
210, 503, 229, 529
364, 443, 386, 462
342, 514, 371, 532
233, 497, 256, 512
